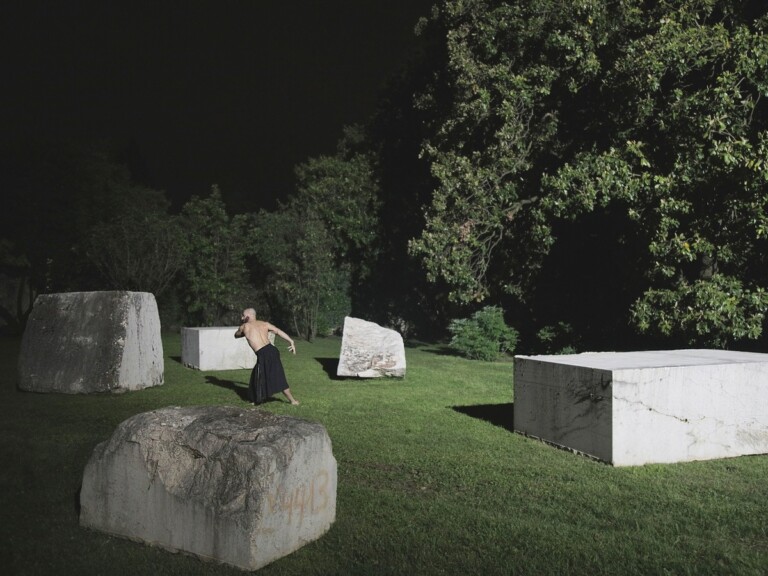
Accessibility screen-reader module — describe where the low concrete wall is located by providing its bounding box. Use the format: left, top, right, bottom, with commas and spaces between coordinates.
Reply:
17, 291, 163, 394
181, 327, 272, 371
514, 349, 768, 466
80, 405, 337, 571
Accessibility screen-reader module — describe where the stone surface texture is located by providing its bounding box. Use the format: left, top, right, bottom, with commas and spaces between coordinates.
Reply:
80, 405, 337, 571
337, 316, 406, 378
514, 349, 768, 466
17, 291, 163, 394
181, 327, 273, 371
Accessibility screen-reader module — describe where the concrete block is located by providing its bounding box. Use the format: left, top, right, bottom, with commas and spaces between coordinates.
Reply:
17, 291, 163, 394
80, 405, 337, 571
181, 327, 271, 371
514, 349, 768, 466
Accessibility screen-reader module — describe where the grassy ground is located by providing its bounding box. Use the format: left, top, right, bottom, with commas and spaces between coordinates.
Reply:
1, 334, 767, 575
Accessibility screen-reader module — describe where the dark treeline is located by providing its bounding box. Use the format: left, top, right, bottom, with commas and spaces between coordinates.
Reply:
3, 0, 768, 353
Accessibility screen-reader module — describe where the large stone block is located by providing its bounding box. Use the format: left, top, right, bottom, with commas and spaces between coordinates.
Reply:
181, 327, 270, 371
79, 405, 337, 571
17, 291, 163, 394
337, 316, 406, 378
514, 349, 768, 466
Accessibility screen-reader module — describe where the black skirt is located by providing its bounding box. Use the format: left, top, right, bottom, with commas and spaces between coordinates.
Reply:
248, 343, 289, 404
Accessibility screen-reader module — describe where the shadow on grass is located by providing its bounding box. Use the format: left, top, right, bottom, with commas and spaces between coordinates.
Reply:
170, 355, 182, 364
205, 375, 250, 402
452, 403, 515, 432
315, 358, 346, 380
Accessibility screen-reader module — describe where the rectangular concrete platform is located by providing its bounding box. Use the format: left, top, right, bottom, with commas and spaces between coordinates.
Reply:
181, 327, 260, 371
513, 349, 768, 466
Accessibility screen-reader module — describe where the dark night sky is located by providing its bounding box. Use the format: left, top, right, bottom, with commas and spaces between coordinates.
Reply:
1, 1, 436, 211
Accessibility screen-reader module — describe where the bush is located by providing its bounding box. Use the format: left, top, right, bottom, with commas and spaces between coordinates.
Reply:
449, 306, 518, 361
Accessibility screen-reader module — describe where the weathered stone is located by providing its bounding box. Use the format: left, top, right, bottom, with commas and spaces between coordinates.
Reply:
79, 405, 337, 571
337, 316, 406, 378
181, 327, 274, 371
514, 349, 768, 466
17, 291, 163, 394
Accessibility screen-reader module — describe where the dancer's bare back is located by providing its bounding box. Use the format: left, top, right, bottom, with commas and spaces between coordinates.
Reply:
234, 309, 299, 405
234, 311, 296, 355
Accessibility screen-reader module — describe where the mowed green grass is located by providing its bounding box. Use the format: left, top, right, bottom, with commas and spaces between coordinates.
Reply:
1, 334, 767, 575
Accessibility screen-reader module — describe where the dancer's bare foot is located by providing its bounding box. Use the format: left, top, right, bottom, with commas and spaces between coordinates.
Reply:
284, 388, 299, 405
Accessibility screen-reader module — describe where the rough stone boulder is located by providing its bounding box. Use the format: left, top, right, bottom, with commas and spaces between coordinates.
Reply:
17, 291, 163, 394
79, 405, 337, 571
337, 316, 406, 378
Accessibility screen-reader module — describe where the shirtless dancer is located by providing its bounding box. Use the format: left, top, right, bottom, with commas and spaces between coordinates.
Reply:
235, 308, 299, 405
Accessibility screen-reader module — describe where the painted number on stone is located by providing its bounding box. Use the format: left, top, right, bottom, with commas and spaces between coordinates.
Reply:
266, 469, 331, 525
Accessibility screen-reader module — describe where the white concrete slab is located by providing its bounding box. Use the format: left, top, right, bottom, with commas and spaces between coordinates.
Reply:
514, 349, 768, 466
181, 327, 268, 371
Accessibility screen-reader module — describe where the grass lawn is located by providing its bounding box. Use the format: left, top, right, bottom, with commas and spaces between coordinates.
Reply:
1, 334, 767, 575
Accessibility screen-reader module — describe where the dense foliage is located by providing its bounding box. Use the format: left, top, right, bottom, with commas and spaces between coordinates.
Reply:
410, 0, 768, 347
253, 128, 380, 340
85, 186, 186, 298
180, 186, 259, 326
254, 205, 349, 340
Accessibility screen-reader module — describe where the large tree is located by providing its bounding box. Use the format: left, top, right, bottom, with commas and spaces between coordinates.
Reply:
253, 127, 379, 340
254, 205, 348, 341
364, 62, 460, 338
410, 0, 768, 347
292, 125, 381, 284
180, 186, 259, 326
84, 185, 187, 297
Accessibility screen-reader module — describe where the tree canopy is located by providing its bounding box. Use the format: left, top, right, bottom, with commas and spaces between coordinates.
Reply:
180, 186, 259, 326
253, 127, 380, 340
85, 185, 186, 298
409, 0, 768, 347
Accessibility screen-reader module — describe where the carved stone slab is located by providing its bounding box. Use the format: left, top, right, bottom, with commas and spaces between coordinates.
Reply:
514, 349, 768, 466
337, 316, 406, 378
80, 405, 337, 571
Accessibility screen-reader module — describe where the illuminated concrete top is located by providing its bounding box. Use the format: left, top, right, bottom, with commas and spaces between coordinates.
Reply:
516, 349, 768, 370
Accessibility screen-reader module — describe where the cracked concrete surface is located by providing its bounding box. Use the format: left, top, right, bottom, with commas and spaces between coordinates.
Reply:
514, 350, 768, 466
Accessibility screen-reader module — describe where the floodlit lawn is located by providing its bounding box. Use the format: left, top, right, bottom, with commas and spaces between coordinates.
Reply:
1, 334, 767, 575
